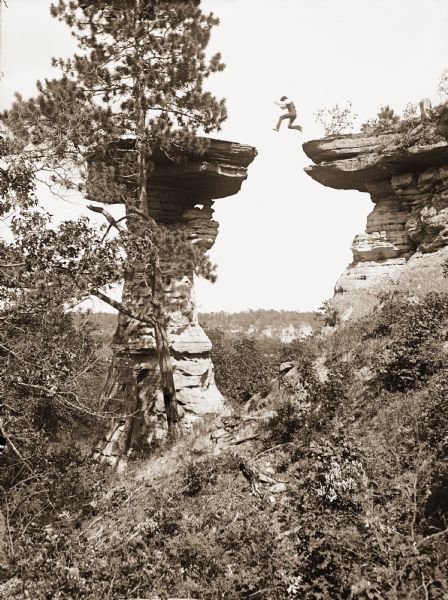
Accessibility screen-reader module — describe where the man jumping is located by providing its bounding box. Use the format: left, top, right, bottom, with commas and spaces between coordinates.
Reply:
273, 96, 302, 132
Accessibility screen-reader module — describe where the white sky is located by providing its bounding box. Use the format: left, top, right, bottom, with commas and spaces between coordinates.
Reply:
2, 0, 448, 312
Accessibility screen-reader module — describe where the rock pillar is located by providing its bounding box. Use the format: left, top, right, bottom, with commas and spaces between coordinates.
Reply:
89, 139, 256, 466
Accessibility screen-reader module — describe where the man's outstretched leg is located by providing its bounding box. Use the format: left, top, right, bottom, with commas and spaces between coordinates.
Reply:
288, 115, 302, 131
274, 114, 289, 131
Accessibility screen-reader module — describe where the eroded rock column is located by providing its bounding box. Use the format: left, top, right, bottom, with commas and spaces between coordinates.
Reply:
91, 139, 257, 466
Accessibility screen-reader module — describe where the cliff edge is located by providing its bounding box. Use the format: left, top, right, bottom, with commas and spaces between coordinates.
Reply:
303, 106, 448, 318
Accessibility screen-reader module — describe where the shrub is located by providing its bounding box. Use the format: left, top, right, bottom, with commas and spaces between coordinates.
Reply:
181, 457, 219, 496
0, 307, 109, 589
207, 328, 278, 404
361, 104, 400, 133
264, 393, 305, 443
370, 292, 448, 393
1, 308, 108, 486
279, 336, 318, 364
402, 101, 419, 120
266, 351, 352, 448
314, 102, 358, 136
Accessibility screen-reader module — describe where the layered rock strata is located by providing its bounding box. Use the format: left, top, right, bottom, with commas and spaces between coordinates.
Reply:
303, 109, 448, 319
90, 139, 256, 465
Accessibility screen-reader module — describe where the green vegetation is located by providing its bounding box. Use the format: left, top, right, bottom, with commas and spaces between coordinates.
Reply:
207, 329, 280, 405
2, 290, 447, 598
314, 102, 358, 136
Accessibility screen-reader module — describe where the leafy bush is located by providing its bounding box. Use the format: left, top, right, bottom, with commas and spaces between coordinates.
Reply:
402, 101, 419, 120
314, 102, 358, 136
0, 305, 109, 586
1, 307, 108, 480
264, 393, 305, 443
181, 457, 220, 495
370, 292, 448, 392
266, 346, 352, 448
207, 328, 278, 404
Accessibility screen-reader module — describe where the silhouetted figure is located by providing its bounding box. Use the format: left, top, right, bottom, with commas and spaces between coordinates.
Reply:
273, 96, 302, 132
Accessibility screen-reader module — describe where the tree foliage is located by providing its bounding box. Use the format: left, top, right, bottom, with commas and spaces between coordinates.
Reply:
361, 104, 401, 133
314, 102, 358, 136
0, 197, 112, 470
2, 0, 228, 439
369, 292, 448, 393
207, 329, 278, 404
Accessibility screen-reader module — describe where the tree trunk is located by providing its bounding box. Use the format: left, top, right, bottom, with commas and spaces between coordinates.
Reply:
94, 47, 181, 465
93, 250, 181, 466
153, 317, 180, 439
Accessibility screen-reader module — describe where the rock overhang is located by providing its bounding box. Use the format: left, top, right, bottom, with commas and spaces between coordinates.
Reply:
303, 130, 448, 193
302, 107, 448, 318
87, 137, 257, 210
150, 160, 253, 201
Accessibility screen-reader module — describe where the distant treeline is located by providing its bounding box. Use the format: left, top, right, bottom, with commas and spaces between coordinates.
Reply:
74, 309, 321, 341
73, 312, 118, 343
199, 309, 320, 337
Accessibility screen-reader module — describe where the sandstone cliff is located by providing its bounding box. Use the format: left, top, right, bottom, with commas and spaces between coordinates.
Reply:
303, 106, 448, 318
89, 139, 256, 466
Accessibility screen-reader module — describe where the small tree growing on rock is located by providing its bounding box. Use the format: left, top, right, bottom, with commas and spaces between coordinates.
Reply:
361, 104, 400, 133
314, 102, 357, 136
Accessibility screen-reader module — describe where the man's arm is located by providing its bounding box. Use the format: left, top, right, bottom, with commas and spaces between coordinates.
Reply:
274, 98, 290, 108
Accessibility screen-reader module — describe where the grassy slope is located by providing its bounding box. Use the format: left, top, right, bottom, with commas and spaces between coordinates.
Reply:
3, 293, 448, 599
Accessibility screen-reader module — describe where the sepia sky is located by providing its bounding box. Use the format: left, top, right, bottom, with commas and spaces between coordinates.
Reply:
2, 0, 448, 312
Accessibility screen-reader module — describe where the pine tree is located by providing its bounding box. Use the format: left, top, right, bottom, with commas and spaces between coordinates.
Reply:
3, 0, 227, 459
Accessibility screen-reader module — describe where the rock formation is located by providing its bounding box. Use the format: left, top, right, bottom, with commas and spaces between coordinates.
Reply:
303, 106, 448, 318
89, 139, 256, 465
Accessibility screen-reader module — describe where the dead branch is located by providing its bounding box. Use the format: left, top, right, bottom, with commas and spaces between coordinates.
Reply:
0, 420, 35, 475
92, 288, 157, 325
87, 204, 126, 232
